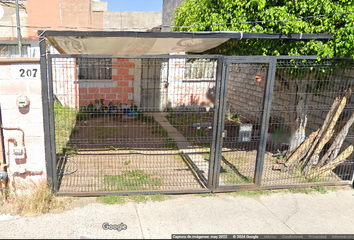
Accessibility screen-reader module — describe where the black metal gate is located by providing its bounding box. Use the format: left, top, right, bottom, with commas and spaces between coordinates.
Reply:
41, 50, 354, 196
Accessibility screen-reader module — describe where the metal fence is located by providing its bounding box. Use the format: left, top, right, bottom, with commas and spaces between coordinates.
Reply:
41, 54, 354, 196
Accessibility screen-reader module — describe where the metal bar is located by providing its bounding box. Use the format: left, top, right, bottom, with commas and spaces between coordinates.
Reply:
212, 60, 230, 189
225, 56, 320, 63
208, 56, 224, 190
40, 38, 54, 191
254, 58, 277, 187
57, 189, 212, 197
15, 0, 22, 57
212, 181, 350, 193
47, 55, 58, 192
49, 54, 224, 59
39, 30, 333, 39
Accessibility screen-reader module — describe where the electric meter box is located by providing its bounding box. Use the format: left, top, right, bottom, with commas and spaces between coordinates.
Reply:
13, 147, 25, 159
16, 96, 30, 108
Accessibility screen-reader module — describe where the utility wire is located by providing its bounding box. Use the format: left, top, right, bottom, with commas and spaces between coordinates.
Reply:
0, 11, 352, 31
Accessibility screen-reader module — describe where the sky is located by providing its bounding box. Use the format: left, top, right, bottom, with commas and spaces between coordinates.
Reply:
104, 0, 163, 12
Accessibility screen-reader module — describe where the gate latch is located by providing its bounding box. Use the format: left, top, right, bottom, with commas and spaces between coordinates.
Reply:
222, 130, 227, 138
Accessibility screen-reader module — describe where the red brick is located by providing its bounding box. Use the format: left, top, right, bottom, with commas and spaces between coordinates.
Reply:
126, 99, 133, 105
112, 62, 123, 68
113, 75, 123, 81
103, 100, 111, 105
106, 94, 117, 99
123, 62, 135, 68
79, 100, 88, 106
111, 87, 123, 93
124, 75, 134, 80
100, 87, 111, 93
117, 81, 129, 87
79, 88, 87, 94
124, 87, 134, 93
94, 94, 105, 99
116, 58, 129, 62
118, 69, 129, 75
117, 93, 128, 99
80, 93, 94, 100
88, 87, 99, 94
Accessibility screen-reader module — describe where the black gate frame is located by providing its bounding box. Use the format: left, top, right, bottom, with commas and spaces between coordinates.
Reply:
39, 31, 351, 196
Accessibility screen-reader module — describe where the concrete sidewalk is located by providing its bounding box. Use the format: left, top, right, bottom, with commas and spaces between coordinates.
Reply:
0, 187, 354, 239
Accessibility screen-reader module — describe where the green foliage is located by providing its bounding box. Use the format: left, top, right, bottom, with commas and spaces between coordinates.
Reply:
97, 194, 170, 205
54, 102, 78, 155
172, 0, 354, 58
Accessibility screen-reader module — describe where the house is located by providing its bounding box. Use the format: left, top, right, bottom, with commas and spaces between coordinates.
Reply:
0, 0, 162, 192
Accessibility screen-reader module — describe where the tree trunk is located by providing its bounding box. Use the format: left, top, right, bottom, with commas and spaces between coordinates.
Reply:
302, 87, 354, 175
306, 145, 353, 179
289, 83, 311, 152
317, 110, 354, 168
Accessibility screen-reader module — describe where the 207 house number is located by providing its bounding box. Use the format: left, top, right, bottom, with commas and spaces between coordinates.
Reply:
19, 68, 38, 78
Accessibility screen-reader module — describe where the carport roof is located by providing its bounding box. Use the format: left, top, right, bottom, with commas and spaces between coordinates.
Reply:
40, 30, 333, 57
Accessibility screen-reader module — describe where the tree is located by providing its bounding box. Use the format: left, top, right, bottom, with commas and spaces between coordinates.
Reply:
172, 0, 354, 151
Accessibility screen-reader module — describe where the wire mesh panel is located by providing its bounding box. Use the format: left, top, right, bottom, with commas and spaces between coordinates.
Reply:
262, 58, 354, 187
218, 62, 269, 186
50, 56, 219, 194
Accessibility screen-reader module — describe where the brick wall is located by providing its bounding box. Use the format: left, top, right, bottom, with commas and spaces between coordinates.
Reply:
78, 58, 135, 107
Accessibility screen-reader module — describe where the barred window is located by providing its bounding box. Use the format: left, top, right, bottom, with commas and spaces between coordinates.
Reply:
184, 59, 217, 81
77, 58, 112, 80
0, 44, 28, 57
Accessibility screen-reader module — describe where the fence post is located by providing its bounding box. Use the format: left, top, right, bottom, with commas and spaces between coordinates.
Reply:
39, 34, 55, 192
210, 58, 230, 190
254, 58, 277, 187
47, 55, 58, 192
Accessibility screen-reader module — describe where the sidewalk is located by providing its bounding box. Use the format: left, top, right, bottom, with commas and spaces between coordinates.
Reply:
0, 187, 353, 239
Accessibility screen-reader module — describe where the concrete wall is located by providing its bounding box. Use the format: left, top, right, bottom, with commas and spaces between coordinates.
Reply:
0, 4, 27, 38
162, 0, 184, 32
103, 11, 162, 31
168, 57, 215, 108
0, 60, 46, 191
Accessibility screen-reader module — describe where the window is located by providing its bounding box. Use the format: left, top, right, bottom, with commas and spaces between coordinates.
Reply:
0, 44, 28, 57
184, 59, 217, 81
77, 58, 112, 80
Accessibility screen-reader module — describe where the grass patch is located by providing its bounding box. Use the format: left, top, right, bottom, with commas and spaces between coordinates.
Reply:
102, 170, 163, 191
198, 193, 218, 198
1, 181, 73, 216
97, 194, 170, 205
54, 102, 78, 155
124, 160, 131, 166
94, 127, 119, 139
97, 195, 127, 205
287, 186, 328, 194
227, 190, 273, 198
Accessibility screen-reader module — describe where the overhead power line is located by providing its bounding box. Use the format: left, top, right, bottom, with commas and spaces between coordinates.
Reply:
0, 11, 352, 32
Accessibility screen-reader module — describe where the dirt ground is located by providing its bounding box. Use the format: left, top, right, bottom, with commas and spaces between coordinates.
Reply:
57, 150, 205, 193
69, 115, 167, 150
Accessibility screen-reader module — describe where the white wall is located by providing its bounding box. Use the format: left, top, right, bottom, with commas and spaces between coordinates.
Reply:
0, 62, 46, 190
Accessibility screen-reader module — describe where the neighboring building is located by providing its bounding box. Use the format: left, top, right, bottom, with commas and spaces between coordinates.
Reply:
162, 0, 184, 32
0, 0, 162, 58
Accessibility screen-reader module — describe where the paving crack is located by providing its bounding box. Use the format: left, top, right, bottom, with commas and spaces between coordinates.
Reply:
134, 203, 146, 239
258, 199, 297, 234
